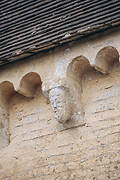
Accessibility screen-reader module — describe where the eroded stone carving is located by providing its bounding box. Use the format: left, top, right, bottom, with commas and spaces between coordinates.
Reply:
49, 86, 72, 123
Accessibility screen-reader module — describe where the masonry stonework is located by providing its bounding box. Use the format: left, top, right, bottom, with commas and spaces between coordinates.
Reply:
0, 30, 120, 179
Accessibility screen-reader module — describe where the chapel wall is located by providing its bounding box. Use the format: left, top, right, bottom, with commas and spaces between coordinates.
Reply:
0, 29, 120, 179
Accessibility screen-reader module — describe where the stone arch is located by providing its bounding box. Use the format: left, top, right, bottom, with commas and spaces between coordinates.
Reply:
67, 55, 92, 97
67, 55, 91, 81
94, 46, 119, 74
18, 72, 42, 98
0, 81, 15, 148
0, 81, 15, 104
66, 55, 92, 123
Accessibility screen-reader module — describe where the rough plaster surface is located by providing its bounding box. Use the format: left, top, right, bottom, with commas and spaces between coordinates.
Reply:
0, 107, 9, 147
0, 29, 120, 179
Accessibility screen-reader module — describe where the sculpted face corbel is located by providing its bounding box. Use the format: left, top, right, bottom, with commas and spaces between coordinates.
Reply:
49, 86, 72, 123
42, 83, 72, 124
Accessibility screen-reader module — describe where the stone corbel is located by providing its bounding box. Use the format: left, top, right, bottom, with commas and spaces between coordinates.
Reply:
43, 85, 72, 124
49, 86, 72, 123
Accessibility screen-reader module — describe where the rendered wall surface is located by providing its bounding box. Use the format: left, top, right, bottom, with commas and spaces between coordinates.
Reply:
0, 29, 120, 180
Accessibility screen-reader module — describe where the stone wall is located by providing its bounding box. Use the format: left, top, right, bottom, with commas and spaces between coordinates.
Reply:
0, 29, 120, 179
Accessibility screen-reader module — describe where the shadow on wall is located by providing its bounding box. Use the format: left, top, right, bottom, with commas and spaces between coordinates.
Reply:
0, 46, 119, 148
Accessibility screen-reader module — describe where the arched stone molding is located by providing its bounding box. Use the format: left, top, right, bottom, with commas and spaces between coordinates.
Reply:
0, 81, 15, 148
0, 73, 42, 148
67, 56, 92, 123
94, 46, 119, 74
0, 45, 119, 130
18, 72, 42, 98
